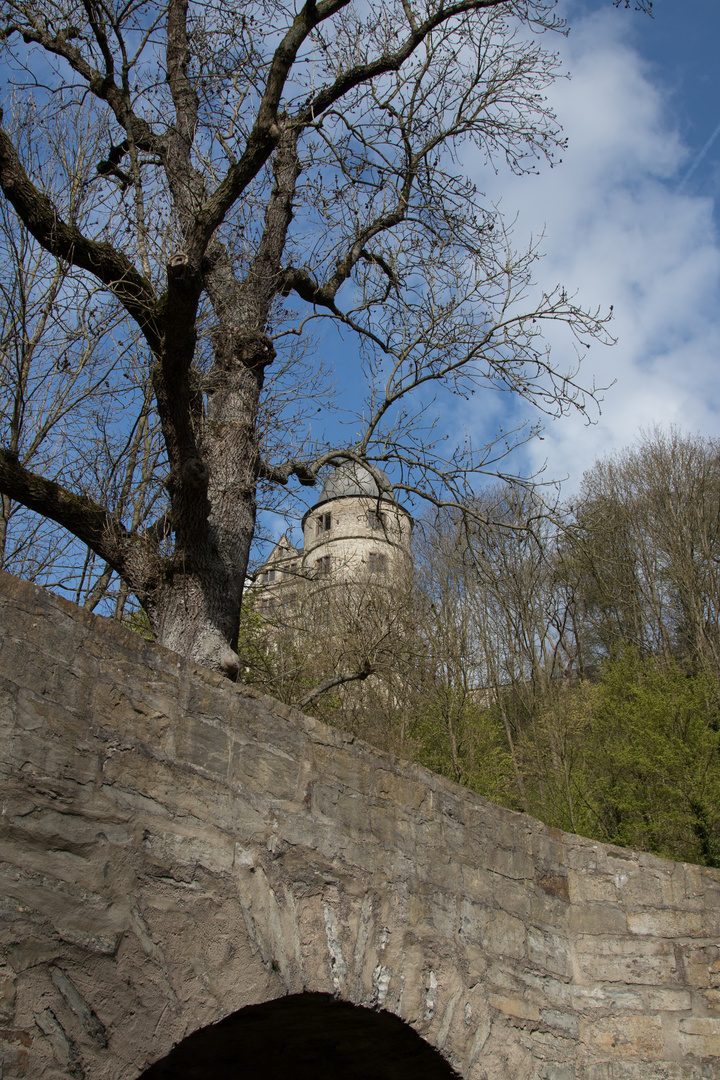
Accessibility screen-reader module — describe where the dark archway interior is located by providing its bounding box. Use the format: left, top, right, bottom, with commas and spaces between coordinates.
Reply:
138, 992, 463, 1079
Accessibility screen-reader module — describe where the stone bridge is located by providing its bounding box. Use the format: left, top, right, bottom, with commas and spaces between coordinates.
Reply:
1, 571, 719, 1080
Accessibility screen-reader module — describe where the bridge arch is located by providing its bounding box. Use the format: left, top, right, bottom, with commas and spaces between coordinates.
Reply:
1, 572, 720, 1080
138, 993, 461, 1078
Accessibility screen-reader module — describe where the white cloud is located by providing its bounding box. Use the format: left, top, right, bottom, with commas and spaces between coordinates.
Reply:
464, 4, 720, 488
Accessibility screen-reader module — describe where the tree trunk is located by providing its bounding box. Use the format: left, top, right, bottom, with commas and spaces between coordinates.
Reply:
146, 325, 271, 678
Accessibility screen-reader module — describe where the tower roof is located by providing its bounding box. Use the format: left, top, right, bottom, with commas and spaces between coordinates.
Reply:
316, 462, 393, 504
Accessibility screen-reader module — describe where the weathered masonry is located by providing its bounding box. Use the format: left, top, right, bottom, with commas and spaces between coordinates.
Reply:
1, 571, 719, 1080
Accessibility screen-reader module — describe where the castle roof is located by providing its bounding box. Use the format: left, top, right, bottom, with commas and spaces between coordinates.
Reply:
316, 462, 393, 504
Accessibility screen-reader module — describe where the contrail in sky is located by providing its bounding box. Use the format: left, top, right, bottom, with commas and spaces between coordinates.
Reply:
678, 118, 720, 189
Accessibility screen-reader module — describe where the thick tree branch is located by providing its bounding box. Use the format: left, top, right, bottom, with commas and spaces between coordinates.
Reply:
165, 0, 207, 231
1, 9, 161, 155
278, 264, 342, 310
0, 117, 161, 351
0, 449, 153, 586
281, 104, 418, 304
281, 225, 407, 307
234, 122, 302, 325
82, 0, 115, 81
258, 459, 318, 486
294, 0, 514, 128
183, 0, 366, 264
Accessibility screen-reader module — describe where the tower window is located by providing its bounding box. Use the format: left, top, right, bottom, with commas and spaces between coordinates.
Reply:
367, 510, 386, 530
315, 555, 331, 575
316, 512, 332, 535
368, 552, 387, 573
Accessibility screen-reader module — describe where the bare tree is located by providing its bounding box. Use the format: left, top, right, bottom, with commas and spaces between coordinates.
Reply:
238, 565, 421, 751
570, 427, 720, 679
0, 101, 166, 612
0, 0, 616, 676
414, 485, 582, 803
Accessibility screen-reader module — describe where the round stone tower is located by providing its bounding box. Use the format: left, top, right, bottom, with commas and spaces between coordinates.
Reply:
301, 463, 412, 582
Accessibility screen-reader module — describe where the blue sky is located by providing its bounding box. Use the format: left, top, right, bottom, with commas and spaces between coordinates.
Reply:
6, 1, 717, 580
473, 0, 720, 486
273, 0, 720, 549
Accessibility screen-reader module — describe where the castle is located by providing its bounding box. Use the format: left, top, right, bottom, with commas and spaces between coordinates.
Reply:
252, 462, 413, 614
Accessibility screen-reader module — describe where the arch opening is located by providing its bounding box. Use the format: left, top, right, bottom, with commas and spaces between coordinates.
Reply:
138, 992, 462, 1079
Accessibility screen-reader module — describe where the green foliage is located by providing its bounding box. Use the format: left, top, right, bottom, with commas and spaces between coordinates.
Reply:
409, 693, 519, 808
237, 598, 319, 704
124, 608, 155, 642
580, 649, 720, 865
408, 650, 720, 867
515, 679, 600, 837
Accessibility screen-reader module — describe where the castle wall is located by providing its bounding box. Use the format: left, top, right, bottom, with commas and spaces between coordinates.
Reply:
302, 495, 412, 580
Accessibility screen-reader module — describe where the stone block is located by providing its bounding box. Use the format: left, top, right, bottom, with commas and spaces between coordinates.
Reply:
526, 928, 572, 978
639, 987, 693, 1011
539, 1065, 575, 1080
578, 1064, 719, 1080
574, 935, 680, 985
679, 1017, 720, 1057
620, 867, 687, 910
0, 972, 16, 1022
229, 736, 301, 801
376, 774, 431, 819
701, 989, 720, 1012
7, 941, 62, 974
569, 903, 628, 935
141, 825, 235, 875
568, 869, 621, 904
0, 1028, 31, 1077
489, 875, 533, 923
173, 714, 230, 777
55, 913, 126, 955
628, 908, 719, 939
539, 1008, 579, 1037
680, 1019, 720, 1036
486, 843, 535, 882
572, 983, 644, 1011
14, 808, 132, 850
459, 902, 526, 960
516, 969, 572, 1009
680, 944, 720, 988
579, 1013, 665, 1057
459, 864, 495, 906
488, 992, 540, 1022
683, 864, 720, 905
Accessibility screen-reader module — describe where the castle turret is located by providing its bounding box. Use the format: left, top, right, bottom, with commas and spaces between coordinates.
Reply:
301, 463, 412, 581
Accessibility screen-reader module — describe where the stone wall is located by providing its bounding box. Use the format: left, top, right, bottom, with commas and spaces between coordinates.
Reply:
0, 570, 719, 1079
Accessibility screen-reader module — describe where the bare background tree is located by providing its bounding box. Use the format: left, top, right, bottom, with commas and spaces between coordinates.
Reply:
0, 100, 165, 614
570, 427, 720, 678
0, 0, 622, 675
240, 567, 419, 744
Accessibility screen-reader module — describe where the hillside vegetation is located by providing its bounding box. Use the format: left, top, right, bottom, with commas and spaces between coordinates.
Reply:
240, 428, 720, 868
